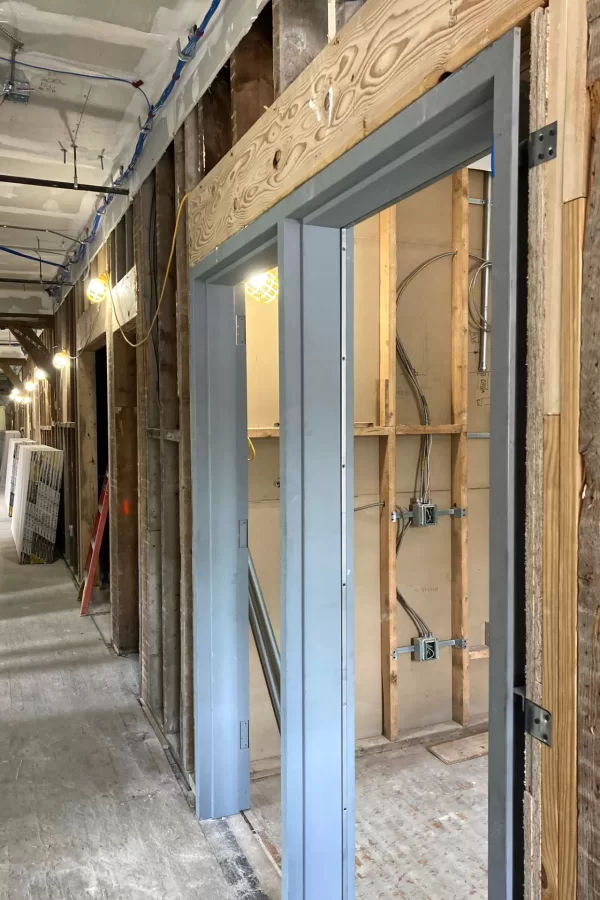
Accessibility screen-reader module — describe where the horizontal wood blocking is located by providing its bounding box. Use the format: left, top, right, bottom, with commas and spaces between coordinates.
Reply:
247, 423, 466, 439
469, 646, 489, 660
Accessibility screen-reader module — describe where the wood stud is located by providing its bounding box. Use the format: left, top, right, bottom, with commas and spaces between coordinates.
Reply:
450, 169, 470, 727
156, 148, 181, 748
378, 207, 397, 742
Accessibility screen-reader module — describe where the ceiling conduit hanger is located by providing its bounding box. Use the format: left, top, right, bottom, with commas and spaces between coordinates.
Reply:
0, 174, 129, 195
0, 244, 68, 255
0, 276, 72, 286
0, 224, 85, 246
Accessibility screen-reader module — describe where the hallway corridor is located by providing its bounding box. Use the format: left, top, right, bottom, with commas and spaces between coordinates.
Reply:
0, 512, 273, 900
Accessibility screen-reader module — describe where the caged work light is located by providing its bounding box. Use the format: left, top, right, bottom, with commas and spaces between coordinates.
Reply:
86, 273, 110, 304
52, 349, 70, 369
246, 269, 279, 304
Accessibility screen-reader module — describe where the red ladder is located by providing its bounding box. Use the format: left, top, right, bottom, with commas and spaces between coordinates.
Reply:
79, 469, 109, 616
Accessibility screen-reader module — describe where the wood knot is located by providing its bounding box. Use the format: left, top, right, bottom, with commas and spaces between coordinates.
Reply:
273, 149, 282, 169
233, 197, 239, 211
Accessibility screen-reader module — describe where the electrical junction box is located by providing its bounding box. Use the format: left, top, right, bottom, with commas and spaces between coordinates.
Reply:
410, 499, 438, 527
412, 637, 439, 662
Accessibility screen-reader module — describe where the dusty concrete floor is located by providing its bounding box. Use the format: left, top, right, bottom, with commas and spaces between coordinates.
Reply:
0, 512, 276, 900
248, 741, 488, 898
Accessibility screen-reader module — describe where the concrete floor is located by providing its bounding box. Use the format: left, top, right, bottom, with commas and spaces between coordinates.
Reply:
248, 741, 488, 898
0, 512, 276, 900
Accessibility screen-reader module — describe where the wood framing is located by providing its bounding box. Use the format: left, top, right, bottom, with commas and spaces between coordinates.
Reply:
156, 148, 181, 745
272, 0, 328, 96
175, 117, 199, 776
543, 413, 561, 899
201, 64, 232, 176
578, 73, 600, 899
107, 325, 139, 652
188, 0, 543, 266
525, 11, 547, 898
76, 351, 98, 583
450, 168, 469, 726
558, 198, 585, 900
378, 206, 397, 741
135, 174, 164, 720
230, 4, 274, 144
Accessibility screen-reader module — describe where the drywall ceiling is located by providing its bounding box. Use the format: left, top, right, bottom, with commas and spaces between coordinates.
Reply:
0, 0, 215, 313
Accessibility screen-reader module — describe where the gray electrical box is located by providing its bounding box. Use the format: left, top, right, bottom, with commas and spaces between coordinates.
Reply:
412, 637, 439, 661
410, 499, 438, 527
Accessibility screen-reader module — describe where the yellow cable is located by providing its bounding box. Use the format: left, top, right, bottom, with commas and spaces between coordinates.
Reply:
110, 191, 190, 349
247, 437, 256, 462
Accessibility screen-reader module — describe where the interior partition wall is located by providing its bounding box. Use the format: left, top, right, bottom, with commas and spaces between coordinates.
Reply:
189, 29, 522, 900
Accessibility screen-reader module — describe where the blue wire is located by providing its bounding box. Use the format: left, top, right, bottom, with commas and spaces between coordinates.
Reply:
0, 245, 69, 270
0, 55, 152, 111
58, 0, 223, 280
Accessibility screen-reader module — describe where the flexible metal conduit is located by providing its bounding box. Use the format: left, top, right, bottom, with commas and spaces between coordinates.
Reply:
478, 171, 492, 373
248, 551, 281, 731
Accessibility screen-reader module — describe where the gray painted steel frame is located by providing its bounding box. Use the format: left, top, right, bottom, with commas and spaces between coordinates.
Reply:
278, 221, 355, 899
189, 29, 521, 900
189, 282, 250, 819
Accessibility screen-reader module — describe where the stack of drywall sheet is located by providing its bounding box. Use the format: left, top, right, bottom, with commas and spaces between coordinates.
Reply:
4, 438, 35, 515
0, 430, 20, 491
11, 444, 63, 564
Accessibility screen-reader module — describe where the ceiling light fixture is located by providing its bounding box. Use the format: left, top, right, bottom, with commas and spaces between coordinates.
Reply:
52, 349, 70, 369
86, 273, 110, 304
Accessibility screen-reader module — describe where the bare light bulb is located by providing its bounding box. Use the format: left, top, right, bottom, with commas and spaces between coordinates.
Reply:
87, 274, 109, 304
52, 350, 70, 369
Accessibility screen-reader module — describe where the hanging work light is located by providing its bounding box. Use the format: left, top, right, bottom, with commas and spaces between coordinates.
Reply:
24, 379, 35, 391
34, 367, 47, 380
246, 269, 278, 304
52, 349, 70, 369
86, 273, 110, 304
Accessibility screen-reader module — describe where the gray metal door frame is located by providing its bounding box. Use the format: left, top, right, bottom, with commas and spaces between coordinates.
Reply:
189, 29, 521, 900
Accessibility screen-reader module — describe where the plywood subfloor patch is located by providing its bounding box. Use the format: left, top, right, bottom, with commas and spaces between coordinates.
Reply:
248, 743, 488, 898
428, 732, 489, 765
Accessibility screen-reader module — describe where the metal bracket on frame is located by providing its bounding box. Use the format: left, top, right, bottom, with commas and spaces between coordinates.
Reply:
514, 687, 552, 747
392, 636, 467, 661
390, 506, 466, 523
528, 121, 558, 168
236, 314, 246, 345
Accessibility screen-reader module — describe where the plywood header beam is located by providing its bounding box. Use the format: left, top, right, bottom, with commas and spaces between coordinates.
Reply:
188, 0, 543, 266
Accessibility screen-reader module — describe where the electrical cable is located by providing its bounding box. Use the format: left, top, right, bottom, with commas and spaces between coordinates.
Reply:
0, 55, 152, 111
108, 191, 189, 348
393, 248, 495, 638
353, 500, 385, 513
0, 245, 68, 270
468, 260, 492, 331
247, 438, 256, 462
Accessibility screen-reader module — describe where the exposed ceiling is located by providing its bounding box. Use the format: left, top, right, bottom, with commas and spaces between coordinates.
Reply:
0, 0, 214, 315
